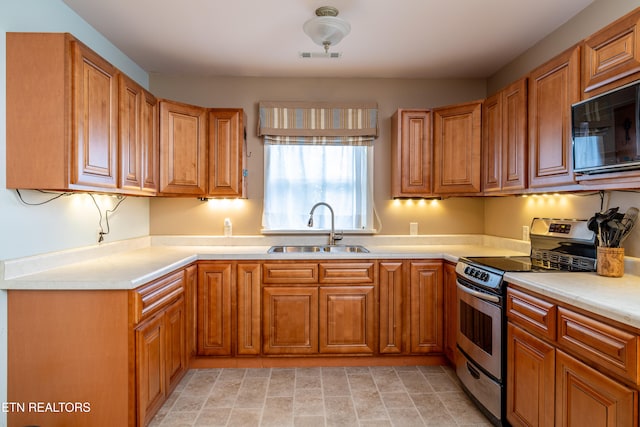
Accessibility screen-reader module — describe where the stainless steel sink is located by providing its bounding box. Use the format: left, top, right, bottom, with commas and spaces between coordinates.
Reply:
267, 245, 369, 254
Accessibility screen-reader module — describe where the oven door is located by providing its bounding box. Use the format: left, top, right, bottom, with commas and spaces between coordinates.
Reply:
456, 278, 502, 380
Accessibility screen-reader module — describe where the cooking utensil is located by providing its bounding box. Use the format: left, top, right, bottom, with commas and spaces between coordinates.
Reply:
594, 207, 619, 246
618, 207, 638, 246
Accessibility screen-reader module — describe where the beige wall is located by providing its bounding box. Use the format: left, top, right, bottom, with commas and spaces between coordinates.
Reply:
488, 0, 640, 93
149, 77, 487, 236
484, 192, 640, 258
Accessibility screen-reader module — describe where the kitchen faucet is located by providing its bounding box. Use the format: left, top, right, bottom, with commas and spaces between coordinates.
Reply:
307, 202, 343, 246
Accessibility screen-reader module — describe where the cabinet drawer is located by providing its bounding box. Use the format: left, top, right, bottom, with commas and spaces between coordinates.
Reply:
262, 263, 318, 284
319, 262, 375, 284
507, 287, 556, 341
131, 270, 185, 324
557, 307, 639, 384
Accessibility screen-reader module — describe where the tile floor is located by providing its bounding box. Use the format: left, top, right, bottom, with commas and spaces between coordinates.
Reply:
149, 365, 493, 426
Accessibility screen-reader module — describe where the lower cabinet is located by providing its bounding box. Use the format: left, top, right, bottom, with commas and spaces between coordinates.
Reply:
319, 285, 375, 354
135, 296, 186, 426
443, 261, 458, 365
263, 286, 319, 354
261, 261, 376, 355
506, 286, 639, 427
195, 259, 444, 358
506, 323, 555, 427
556, 349, 637, 427
132, 269, 189, 426
197, 262, 233, 356
379, 261, 404, 354
237, 263, 261, 355
409, 261, 444, 354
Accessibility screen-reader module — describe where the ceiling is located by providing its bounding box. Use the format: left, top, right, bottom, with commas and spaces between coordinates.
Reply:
62, 0, 595, 79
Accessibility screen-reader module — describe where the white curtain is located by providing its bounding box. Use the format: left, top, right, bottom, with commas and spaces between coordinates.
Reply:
263, 144, 373, 231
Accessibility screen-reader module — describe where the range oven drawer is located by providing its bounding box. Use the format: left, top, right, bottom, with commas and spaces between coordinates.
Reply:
456, 350, 502, 423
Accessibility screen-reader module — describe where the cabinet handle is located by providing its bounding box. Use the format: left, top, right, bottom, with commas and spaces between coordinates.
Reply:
466, 362, 481, 380
457, 281, 500, 303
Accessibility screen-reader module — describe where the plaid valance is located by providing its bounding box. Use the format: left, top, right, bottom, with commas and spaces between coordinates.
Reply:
258, 101, 378, 145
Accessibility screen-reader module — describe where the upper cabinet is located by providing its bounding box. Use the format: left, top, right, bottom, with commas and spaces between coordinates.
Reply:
119, 74, 159, 195
433, 101, 483, 195
158, 103, 247, 197
159, 100, 208, 196
207, 109, 246, 198
391, 109, 433, 198
528, 46, 581, 189
582, 8, 640, 98
7, 32, 245, 199
483, 78, 528, 194
7, 33, 120, 192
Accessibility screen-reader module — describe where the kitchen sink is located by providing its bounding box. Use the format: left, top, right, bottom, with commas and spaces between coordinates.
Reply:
267, 245, 369, 254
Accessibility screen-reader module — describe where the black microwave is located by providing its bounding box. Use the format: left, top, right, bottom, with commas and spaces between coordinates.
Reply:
572, 80, 640, 174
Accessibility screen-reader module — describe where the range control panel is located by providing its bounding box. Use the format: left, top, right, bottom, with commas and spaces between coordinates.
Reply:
530, 218, 595, 242
548, 223, 571, 234
455, 262, 503, 292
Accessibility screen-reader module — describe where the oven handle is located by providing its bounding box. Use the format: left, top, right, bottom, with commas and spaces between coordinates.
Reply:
456, 281, 501, 304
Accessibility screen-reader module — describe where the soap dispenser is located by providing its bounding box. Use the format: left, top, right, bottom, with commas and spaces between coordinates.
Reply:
224, 218, 232, 237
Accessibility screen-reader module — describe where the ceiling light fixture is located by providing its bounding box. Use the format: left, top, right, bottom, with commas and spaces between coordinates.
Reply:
303, 6, 351, 53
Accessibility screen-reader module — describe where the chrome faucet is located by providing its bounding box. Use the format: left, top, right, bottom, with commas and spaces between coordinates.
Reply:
307, 202, 343, 246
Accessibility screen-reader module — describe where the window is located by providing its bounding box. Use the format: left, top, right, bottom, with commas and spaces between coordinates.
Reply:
258, 101, 378, 233
263, 144, 374, 231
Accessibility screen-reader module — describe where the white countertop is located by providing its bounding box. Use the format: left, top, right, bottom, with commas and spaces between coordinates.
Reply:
2, 234, 640, 329
0, 242, 524, 290
505, 271, 640, 330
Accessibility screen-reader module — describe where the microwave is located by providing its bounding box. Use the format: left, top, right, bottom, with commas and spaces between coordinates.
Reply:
572, 80, 640, 174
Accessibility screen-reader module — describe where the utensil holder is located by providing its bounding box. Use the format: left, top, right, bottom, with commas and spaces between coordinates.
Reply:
597, 247, 625, 277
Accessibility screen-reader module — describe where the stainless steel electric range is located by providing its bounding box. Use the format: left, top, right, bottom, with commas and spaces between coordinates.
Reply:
454, 218, 597, 426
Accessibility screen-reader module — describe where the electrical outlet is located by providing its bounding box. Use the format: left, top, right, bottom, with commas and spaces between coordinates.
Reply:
522, 225, 530, 241
409, 222, 418, 235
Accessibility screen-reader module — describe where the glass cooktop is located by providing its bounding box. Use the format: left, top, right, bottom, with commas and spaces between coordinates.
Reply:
464, 256, 537, 272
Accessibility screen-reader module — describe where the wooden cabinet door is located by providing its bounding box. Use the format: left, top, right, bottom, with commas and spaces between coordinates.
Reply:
528, 46, 580, 188
501, 78, 528, 191
237, 263, 261, 355
263, 287, 318, 355
556, 350, 637, 427
483, 78, 528, 194
379, 261, 404, 354
443, 262, 458, 365
409, 261, 443, 354
72, 40, 119, 190
582, 9, 640, 97
391, 109, 432, 197
165, 296, 187, 393
184, 264, 197, 357
319, 286, 375, 354
118, 74, 158, 195
159, 100, 207, 195
135, 312, 166, 427
208, 108, 245, 197
482, 92, 502, 193
197, 262, 233, 356
141, 86, 159, 193
119, 74, 142, 192
433, 101, 482, 194
506, 323, 555, 427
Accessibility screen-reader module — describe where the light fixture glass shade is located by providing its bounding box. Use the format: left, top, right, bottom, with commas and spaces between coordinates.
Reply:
303, 8, 351, 52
